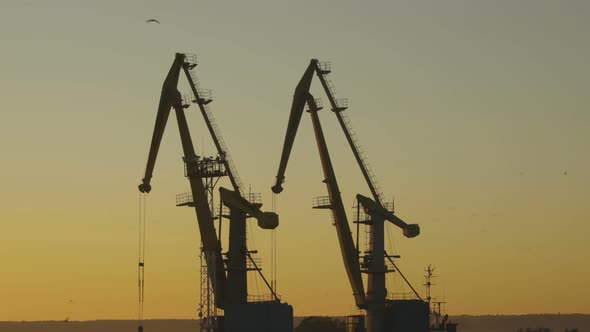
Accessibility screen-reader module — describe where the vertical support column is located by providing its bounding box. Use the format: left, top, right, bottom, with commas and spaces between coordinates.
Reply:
226, 208, 248, 304
174, 106, 226, 308
366, 213, 386, 332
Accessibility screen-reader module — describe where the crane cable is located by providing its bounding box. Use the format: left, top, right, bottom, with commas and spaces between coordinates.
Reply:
272, 193, 277, 295
137, 193, 147, 332
246, 185, 260, 298
270, 193, 277, 295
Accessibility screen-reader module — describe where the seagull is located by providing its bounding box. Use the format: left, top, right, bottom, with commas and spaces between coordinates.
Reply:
146, 19, 160, 24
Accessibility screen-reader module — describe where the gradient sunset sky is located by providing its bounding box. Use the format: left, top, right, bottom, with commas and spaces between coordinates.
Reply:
1, 0, 589, 321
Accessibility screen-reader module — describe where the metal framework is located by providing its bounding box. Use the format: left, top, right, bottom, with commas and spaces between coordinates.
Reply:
138, 53, 282, 332
271, 59, 422, 332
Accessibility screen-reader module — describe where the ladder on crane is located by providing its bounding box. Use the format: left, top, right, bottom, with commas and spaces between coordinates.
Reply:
182, 55, 244, 195
314, 61, 386, 206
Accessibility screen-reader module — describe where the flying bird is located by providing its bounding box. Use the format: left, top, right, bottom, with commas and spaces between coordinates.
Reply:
146, 19, 160, 24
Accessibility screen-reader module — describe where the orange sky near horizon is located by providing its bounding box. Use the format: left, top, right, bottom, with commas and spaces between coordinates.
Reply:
1, 0, 589, 321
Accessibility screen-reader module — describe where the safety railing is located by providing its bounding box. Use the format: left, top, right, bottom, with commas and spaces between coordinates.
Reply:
337, 110, 385, 204
194, 89, 213, 104
247, 294, 280, 303
246, 256, 263, 270
182, 94, 192, 108
246, 192, 262, 205
318, 61, 331, 73
201, 103, 244, 193
183, 53, 198, 66
184, 156, 228, 178
312, 196, 332, 209
176, 192, 194, 206
335, 98, 349, 110
218, 206, 230, 217
352, 211, 370, 224
387, 292, 419, 300
383, 201, 395, 213
307, 97, 323, 111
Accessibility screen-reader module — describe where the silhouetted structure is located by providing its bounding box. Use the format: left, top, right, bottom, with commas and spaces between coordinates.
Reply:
296, 317, 346, 332
271, 59, 429, 332
137, 53, 291, 332
426, 266, 458, 332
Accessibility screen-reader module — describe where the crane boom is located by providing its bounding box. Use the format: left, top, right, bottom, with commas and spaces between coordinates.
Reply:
138, 55, 183, 193
314, 68, 384, 206
271, 60, 316, 194
307, 96, 367, 308
182, 65, 244, 195
271, 59, 422, 331
138, 53, 227, 308
272, 58, 384, 206
271, 61, 372, 308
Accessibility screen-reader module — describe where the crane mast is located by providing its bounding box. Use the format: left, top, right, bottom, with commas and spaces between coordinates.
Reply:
138, 53, 226, 307
138, 53, 280, 314
271, 59, 422, 332
272, 62, 315, 194
179, 55, 279, 312
270, 61, 366, 307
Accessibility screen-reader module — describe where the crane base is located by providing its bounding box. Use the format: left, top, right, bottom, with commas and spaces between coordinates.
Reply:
223, 301, 293, 332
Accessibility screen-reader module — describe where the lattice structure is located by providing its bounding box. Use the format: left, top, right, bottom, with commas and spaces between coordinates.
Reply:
199, 249, 217, 332
173, 110, 228, 332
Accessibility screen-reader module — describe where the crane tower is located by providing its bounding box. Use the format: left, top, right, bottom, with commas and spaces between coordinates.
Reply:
272, 59, 427, 332
138, 53, 292, 332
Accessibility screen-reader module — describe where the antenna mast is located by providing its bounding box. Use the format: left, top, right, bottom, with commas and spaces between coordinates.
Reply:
425, 264, 435, 305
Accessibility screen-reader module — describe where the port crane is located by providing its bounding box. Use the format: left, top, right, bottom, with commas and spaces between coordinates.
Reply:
272, 59, 423, 332
138, 53, 290, 332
